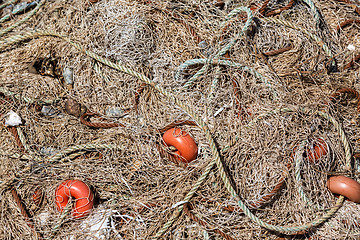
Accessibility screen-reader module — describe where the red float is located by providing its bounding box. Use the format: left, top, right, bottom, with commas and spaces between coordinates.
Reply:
55, 180, 94, 218
327, 176, 360, 203
306, 138, 329, 163
162, 128, 198, 163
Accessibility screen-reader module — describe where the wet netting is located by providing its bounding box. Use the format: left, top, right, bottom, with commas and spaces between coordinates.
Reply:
1, 0, 360, 239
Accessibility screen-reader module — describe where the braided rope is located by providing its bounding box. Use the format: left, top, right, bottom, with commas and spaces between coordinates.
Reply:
58, 151, 87, 163
0, 115, 41, 161
7, 126, 26, 152
32, 185, 44, 207
258, 0, 271, 16
92, 61, 110, 83
329, 88, 360, 173
3, 96, 35, 155
11, 188, 43, 239
0, 0, 17, 10
261, 17, 336, 70
49, 202, 72, 239
1, 5, 21, 23
201, 162, 291, 213
16, 127, 31, 153
181, 7, 253, 90
80, 112, 124, 128
263, 46, 293, 57
153, 156, 217, 238
220, 103, 351, 212
183, 203, 235, 240
0, 0, 45, 38
47, 143, 123, 163
11, 188, 32, 227
337, 19, 360, 32
301, 0, 322, 25
265, 0, 295, 17
0, 149, 33, 160
208, 7, 255, 99
0, 29, 351, 236
177, 58, 274, 94
214, 2, 293, 112
0, 0, 39, 23
222, 107, 348, 234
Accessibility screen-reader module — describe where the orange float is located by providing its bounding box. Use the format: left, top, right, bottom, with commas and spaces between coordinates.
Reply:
327, 176, 360, 203
162, 128, 198, 163
306, 138, 329, 163
55, 180, 94, 218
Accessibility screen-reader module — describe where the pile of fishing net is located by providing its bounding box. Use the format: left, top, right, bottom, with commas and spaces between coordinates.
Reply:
1, 0, 360, 239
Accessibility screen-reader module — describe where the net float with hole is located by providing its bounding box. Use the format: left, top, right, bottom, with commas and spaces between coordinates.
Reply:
55, 180, 94, 218
327, 176, 360, 203
162, 127, 198, 163
306, 138, 329, 163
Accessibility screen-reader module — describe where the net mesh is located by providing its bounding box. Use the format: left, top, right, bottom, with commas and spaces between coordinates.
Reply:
0, 0, 360, 239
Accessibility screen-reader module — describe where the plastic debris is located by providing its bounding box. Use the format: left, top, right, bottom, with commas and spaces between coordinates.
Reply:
63, 67, 74, 85
4, 111, 22, 126
106, 107, 126, 118
69, 205, 120, 240
347, 44, 355, 51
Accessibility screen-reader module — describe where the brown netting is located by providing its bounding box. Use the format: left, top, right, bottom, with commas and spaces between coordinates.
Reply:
1, 0, 360, 239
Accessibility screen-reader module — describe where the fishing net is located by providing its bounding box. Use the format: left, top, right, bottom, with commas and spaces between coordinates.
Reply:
1, 0, 360, 239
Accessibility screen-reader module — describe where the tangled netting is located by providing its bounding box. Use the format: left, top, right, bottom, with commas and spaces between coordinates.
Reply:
1, 0, 360, 239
